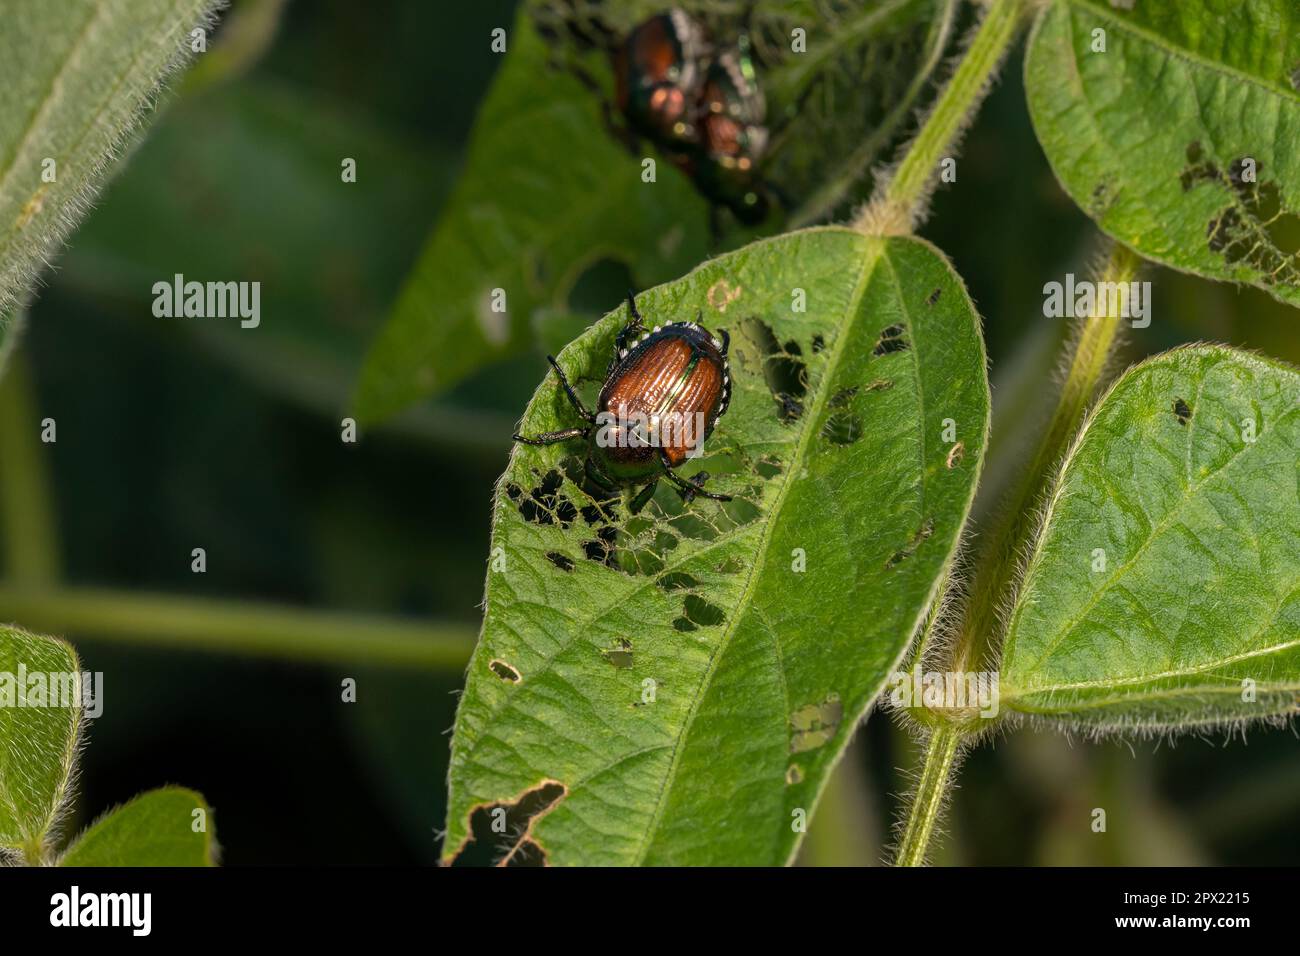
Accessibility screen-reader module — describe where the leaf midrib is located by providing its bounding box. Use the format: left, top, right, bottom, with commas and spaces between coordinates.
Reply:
455, 227, 851, 783
1006, 677, 1300, 716
0, 4, 100, 207
1005, 631, 1300, 700
631, 231, 884, 864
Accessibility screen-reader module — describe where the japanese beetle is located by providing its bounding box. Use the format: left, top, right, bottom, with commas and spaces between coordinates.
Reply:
514, 293, 733, 512
612, 10, 710, 153
690, 36, 770, 224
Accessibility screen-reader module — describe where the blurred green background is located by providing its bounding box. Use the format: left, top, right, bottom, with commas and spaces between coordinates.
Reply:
1, 0, 1296, 865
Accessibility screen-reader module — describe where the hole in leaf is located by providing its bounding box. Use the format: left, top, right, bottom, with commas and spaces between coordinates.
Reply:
872, 323, 909, 356
822, 386, 864, 445
786, 764, 804, 785
447, 781, 567, 867
756, 455, 783, 479
517, 470, 578, 527
580, 501, 616, 526
926, 287, 942, 306
811, 333, 826, 353
582, 525, 619, 567
790, 694, 843, 753
946, 441, 965, 468
885, 517, 935, 568
722, 495, 761, 525
545, 551, 575, 571
732, 317, 808, 422
682, 594, 725, 628
657, 571, 699, 591
601, 638, 634, 669
489, 659, 521, 683
1173, 397, 1191, 425
668, 511, 718, 542
1180, 145, 1300, 286
505, 840, 547, 866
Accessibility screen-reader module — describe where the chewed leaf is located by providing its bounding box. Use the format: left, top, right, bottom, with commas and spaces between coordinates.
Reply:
58, 787, 217, 866
1001, 347, 1300, 729
0, 0, 219, 315
443, 227, 990, 865
0, 625, 82, 854
1025, 0, 1300, 307
355, 0, 949, 422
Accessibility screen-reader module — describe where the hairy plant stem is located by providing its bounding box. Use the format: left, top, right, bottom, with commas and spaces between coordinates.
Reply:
21, 834, 50, 867
0, 586, 476, 670
895, 242, 1143, 865
949, 242, 1141, 676
895, 721, 961, 866
856, 0, 1028, 235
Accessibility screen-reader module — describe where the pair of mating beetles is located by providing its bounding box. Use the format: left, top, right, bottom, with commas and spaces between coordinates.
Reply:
613, 10, 770, 224
514, 294, 733, 512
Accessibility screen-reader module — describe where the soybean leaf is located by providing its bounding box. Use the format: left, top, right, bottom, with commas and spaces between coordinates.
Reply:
443, 227, 989, 865
0, 625, 82, 856
353, 9, 712, 424
0, 0, 218, 315
355, 0, 949, 423
1024, 0, 1300, 307
1001, 347, 1300, 729
59, 787, 216, 866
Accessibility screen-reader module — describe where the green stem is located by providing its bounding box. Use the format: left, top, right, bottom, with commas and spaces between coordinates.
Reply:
895, 722, 961, 866
895, 242, 1143, 865
950, 242, 1140, 675
21, 834, 49, 867
0, 349, 62, 585
0, 586, 476, 671
857, 0, 1027, 235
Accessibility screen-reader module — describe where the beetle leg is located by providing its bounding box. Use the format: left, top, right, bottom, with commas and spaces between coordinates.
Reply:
547, 355, 596, 423
513, 427, 589, 446
628, 480, 659, 515
617, 292, 646, 354
659, 452, 732, 503
717, 328, 730, 357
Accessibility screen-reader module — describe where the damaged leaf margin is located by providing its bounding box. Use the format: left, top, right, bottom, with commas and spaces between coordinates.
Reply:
1024, 0, 1300, 307
442, 226, 991, 865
